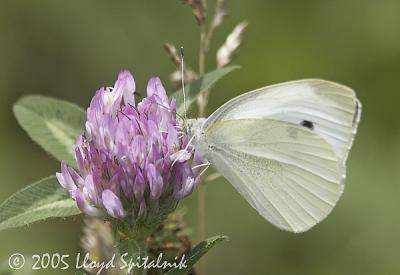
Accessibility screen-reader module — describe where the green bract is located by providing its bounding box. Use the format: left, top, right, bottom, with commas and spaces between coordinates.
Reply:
171, 66, 239, 115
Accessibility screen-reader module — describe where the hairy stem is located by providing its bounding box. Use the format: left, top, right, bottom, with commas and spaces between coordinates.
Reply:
117, 236, 147, 275
115, 221, 154, 275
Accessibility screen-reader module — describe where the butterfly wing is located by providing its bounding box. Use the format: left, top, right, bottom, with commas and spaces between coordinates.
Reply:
204, 79, 361, 167
197, 119, 342, 233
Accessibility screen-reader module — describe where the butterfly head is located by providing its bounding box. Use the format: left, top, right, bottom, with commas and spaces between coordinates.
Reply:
185, 118, 206, 139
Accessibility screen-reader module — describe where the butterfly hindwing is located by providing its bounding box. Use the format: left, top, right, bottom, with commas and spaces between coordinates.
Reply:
197, 119, 342, 233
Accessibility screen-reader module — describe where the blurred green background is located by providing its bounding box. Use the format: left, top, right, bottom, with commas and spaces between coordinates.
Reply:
1, 0, 400, 274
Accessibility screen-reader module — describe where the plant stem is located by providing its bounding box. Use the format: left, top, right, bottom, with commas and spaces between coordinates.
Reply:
197, 25, 208, 117
115, 222, 151, 275
197, 184, 206, 236
199, 25, 206, 76
197, 2, 207, 274
133, 237, 148, 275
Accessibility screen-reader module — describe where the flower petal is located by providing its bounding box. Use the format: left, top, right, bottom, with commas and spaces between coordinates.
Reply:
170, 149, 192, 163
147, 77, 168, 105
113, 70, 136, 107
102, 189, 126, 218
68, 167, 85, 188
147, 164, 164, 200
175, 177, 196, 199
56, 160, 77, 191
75, 189, 104, 216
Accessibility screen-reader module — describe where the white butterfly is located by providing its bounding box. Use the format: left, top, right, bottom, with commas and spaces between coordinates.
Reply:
187, 79, 361, 233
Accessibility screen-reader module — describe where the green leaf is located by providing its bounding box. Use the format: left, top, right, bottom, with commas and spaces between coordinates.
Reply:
165, 235, 228, 275
0, 176, 80, 231
171, 66, 239, 116
13, 95, 86, 167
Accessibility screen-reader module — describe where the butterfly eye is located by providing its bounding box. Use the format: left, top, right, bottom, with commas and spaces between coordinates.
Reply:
300, 120, 314, 130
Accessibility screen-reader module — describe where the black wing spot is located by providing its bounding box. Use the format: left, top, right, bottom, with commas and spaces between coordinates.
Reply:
300, 120, 314, 130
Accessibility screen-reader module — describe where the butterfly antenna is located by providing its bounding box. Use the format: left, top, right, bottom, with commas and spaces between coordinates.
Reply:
134, 91, 186, 124
180, 46, 187, 121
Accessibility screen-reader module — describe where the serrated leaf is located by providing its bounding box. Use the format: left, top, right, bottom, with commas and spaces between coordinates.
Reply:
0, 176, 80, 231
13, 95, 86, 167
165, 235, 228, 275
171, 66, 239, 116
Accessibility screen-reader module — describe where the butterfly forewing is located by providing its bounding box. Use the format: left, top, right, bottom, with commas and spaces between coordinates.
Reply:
204, 79, 361, 168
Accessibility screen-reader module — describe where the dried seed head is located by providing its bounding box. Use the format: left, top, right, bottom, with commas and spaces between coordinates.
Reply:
164, 42, 181, 67
170, 68, 197, 88
204, 0, 227, 51
81, 218, 121, 274
182, 0, 206, 25
216, 21, 248, 68
211, 0, 227, 30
